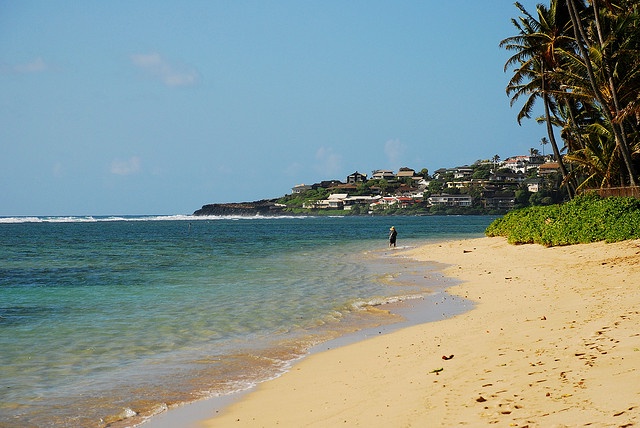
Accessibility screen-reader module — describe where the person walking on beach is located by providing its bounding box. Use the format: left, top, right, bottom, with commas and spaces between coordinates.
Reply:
389, 226, 397, 248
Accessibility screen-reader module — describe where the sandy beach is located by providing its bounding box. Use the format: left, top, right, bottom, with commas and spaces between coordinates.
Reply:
201, 236, 640, 427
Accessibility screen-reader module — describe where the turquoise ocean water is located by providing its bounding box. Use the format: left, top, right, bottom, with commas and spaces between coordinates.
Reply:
0, 215, 494, 427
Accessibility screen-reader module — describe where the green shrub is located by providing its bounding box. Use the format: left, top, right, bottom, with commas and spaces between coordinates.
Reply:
485, 194, 640, 246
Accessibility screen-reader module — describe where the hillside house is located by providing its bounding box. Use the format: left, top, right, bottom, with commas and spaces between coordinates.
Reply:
396, 167, 416, 179
482, 190, 515, 210
346, 171, 367, 184
538, 162, 560, 176
416, 178, 430, 188
303, 193, 349, 209
432, 168, 449, 180
369, 196, 400, 209
396, 196, 417, 208
292, 184, 312, 194
371, 170, 396, 181
311, 180, 343, 190
525, 178, 542, 193
492, 170, 523, 182
343, 195, 380, 210
447, 181, 472, 189
453, 166, 474, 180
503, 156, 529, 174
428, 194, 472, 207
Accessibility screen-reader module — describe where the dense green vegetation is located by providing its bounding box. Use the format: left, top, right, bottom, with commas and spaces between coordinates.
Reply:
485, 194, 640, 246
488, 1, 640, 247
501, 0, 640, 195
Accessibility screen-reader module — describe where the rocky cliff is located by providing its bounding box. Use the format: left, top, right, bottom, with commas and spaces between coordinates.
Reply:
192, 200, 284, 216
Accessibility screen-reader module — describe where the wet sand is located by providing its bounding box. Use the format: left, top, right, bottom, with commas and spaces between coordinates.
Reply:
200, 237, 640, 427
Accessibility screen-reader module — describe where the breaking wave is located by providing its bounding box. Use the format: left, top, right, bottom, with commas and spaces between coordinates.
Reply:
0, 214, 312, 224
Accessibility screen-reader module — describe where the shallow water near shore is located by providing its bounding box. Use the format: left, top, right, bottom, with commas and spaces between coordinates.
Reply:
0, 215, 494, 427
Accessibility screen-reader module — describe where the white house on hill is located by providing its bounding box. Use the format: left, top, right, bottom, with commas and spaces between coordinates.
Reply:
371, 170, 396, 180
428, 194, 472, 207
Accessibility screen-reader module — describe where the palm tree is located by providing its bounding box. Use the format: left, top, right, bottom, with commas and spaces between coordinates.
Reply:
564, 120, 617, 190
502, 0, 640, 191
492, 154, 501, 173
500, 0, 576, 196
540, 137, 549, 156
565, 0, 638, 186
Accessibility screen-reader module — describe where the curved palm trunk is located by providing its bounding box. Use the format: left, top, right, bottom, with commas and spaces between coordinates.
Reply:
544, 94, 574, 197
562, 98, 584, 153
566, 0, 637, 186
541, 62, 574, 197
591, 0, 638, 185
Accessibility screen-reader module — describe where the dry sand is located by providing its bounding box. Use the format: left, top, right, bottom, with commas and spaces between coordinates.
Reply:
201, 237, 640, 427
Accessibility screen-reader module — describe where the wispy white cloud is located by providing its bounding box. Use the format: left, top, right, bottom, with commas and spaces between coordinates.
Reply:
110, 156, 141, 176
1, 57, 49, 74
130, 53, 199, 87
315, 147, 342, 177
384, 139, 406, 167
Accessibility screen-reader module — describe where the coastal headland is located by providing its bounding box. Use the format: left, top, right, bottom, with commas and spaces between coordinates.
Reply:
193, 200, 284, 216
198, 236, 639, 427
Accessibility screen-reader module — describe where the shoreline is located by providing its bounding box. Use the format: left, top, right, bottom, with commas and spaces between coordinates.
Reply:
194, 236, 640, 427
142, 247, 473, 428
141, 291, 473, 428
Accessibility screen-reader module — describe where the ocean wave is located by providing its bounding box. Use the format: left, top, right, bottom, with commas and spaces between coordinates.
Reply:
0, 214, 318, 224
0, 216, 45, 223
347, 293, 430, 311
0, 216, 102, 223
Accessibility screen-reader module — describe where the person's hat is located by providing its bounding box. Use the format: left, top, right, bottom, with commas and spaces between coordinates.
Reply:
390, 226, 395, 230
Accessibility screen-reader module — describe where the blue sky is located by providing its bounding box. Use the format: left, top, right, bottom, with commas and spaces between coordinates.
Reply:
1, 1, 544, 216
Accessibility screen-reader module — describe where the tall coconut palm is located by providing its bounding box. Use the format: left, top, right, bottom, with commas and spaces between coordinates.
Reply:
565, 0, 638, 186
541, 137, 549, 156
594, 0, 640, 177
500, 0, 577, 195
